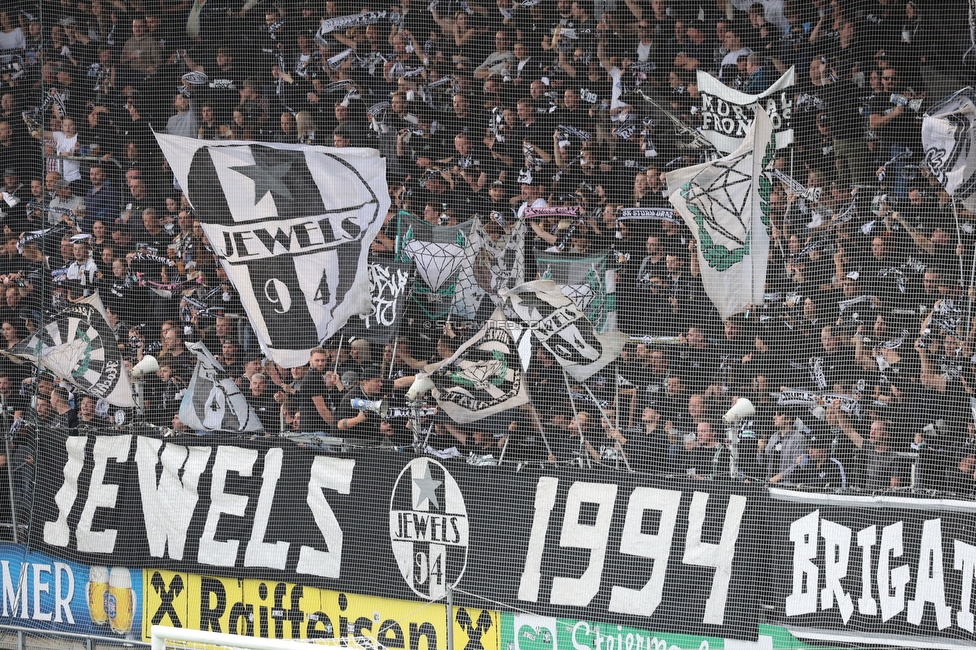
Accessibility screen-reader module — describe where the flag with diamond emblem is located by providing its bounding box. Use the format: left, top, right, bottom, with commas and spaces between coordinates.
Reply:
155, 133, 389, 368
665, 108, 774, 320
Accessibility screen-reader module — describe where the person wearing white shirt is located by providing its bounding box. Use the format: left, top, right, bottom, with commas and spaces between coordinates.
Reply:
39, 118, 82, 185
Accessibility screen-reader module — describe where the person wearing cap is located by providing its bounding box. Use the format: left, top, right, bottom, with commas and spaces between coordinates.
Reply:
336, 366, 417, 440
48, 180, 85, 228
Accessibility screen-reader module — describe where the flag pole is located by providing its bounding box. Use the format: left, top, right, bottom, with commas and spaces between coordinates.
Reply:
581, 382, 632, 472
526, 404, 555, 460
562, 368, 589, 468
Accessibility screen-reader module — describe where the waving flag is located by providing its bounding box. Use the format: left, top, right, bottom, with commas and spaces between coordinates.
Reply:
10, 292, 135, 406
499, 280, 625, 382
666, 108, 774, 320
535, 251, 613, 332
155, 133, 390, 368
697, 67, 794, 154
921, 87, 976, 212
344, 259, 412, 344
424, 306, 530, 423
179, 341, 264, 432
394, 213, 478, 320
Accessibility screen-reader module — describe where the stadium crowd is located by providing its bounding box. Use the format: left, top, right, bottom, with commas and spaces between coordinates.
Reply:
0, 0, 973, 524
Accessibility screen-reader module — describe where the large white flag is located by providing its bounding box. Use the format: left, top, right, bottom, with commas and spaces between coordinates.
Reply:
697, 67, 794, 154
921, 87, 976, 212
155, 133, 390, 368
666, 108, 774, 320
179, 341, 264, 432
10, 292, 135, 406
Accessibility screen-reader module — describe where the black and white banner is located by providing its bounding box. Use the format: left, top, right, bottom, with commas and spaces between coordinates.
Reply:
768, 489, 976, 649
179, 341, 264, 432
697, 68, 795, 154
922, 87, 976, 212
155, 134, 390, 368
30, 435, 764, 641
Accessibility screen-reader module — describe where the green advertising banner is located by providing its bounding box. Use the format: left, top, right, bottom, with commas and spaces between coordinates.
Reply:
500, 613, 856, 650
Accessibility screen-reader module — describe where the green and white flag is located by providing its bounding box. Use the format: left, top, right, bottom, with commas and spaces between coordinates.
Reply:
666, 108, 774, 320
534, 250, 613, 332
394, 213, 478, 320
424, 306, 530, 423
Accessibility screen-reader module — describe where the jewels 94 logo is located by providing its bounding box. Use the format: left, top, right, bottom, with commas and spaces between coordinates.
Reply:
389, 458, 469, 600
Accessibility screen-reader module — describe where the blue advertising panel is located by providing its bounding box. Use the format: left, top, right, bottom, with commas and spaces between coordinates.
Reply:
0, 542, 142, 641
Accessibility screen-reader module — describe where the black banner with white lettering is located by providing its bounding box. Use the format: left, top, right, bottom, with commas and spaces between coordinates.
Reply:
28, 434, 764, 641
767, 488, 976, 648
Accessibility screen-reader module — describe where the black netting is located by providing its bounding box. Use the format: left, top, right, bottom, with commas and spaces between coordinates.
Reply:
1, 0, 976, 648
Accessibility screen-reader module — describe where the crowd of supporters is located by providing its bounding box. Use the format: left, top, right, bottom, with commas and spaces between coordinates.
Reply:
0, 0, 972, 522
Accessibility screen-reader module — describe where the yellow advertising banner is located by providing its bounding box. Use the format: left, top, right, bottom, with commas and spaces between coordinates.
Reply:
142, 570, 499, 650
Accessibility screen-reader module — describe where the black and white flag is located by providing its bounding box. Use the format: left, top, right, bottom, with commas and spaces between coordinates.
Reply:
155, 133, 390, 368
697, 67, 794, 154
9, 292, 135, 406
424, 306, 530, 423
922, 87, 976, 212
344, 259, 412, 344
178, 341, 264, 433
499, 279, 625, 382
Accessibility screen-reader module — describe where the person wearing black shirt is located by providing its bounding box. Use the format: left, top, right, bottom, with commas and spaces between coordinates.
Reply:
297, 347, 334, 434
246, 373, 280, 432
868, 65, 922, 201
335, 373, 392, 440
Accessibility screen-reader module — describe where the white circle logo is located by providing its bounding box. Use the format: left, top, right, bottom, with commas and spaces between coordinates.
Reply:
389, 458, 469, 600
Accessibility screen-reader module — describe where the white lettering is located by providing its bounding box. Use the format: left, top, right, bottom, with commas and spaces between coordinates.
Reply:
609, 488, 680, 616
907, 519, 951, 629
1, 561, 27, 618
76, 436, 131, 553
551, 482, 617, 607
786, 510, 819, 616
245, 448, 290, 570
954, 539, 976, 632
31, 564, 51, 622
518, 476, 559, 602
879, 521, 910, 622
52, 562, 74, 624
297, 456, 354, 577
857, 525, 878, 616
198, 446, 257, 567
42, 437, 88, 547
136, 438, 211, 560
683, 492, 746, 625
820, 519, 854, 623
